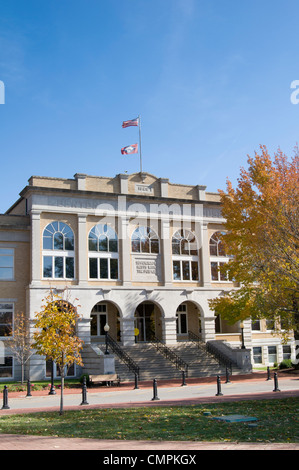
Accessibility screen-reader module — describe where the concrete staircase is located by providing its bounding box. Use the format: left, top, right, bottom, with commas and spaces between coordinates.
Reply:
82, 341, 243, 383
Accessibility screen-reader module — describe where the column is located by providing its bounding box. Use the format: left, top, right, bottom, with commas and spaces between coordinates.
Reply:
161, 219, 172, 287
119, 216, 131, 286
77, 213, 88, 285
30, 210, 41, 286
201, 223, 211, 287
163, 317, 177, 345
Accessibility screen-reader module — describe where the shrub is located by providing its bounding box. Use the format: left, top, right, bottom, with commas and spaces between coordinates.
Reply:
279, 359, 293, 369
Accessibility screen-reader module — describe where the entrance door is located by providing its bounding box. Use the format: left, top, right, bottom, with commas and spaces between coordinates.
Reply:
134, 303, 155, 342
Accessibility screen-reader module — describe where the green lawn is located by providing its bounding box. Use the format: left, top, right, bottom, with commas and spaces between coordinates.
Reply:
0, 398, 298, 443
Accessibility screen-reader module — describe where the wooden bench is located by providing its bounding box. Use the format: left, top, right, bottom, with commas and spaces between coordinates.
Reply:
89, 374, 120, 387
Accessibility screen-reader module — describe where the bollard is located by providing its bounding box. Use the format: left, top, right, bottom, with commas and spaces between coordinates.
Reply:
80, 376, 89, 405
134, 373, 139, 390
266, 366, 271, 381
273, 372, 281, 392
215, 375, 223, 396
225, 367, 231, 384
181, 370, 187, 387
1, 386, 10, 410
151, 379, 160, 401
26, 379, 32, 397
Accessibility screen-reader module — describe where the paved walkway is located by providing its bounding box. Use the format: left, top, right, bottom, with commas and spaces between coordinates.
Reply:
0, 371, 298, 450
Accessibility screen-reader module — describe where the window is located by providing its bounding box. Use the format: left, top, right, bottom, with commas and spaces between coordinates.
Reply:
88, 224, 119, 280
0, 356, 13, 378
0, 303, 13, 337
90, 303, 107, 336
0, 248, 14, 280
46, 359, 76, 378
176, 304, 188, 335
131, 226, 159, 254
42, 222, 75, 279
172, 230, 199, 281
252, 320, 261, 331
253, 347, 262, 364
268, 346, 277, 363
283, 345, 291, 361
209, 231, 230, 282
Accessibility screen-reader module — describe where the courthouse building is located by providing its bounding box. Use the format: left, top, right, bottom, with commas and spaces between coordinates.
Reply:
0, 172, 295, 381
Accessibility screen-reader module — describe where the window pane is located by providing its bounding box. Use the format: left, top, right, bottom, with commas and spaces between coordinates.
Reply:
110, 258, 118, 279
253, 347, 262, 364
43, 236, 52, 250
54, 257, 64, 278
150, 240, 159, 254
0, 356, 13, 377
89, 258, 98, 278
283, 346, 291, 360
219, 262, 227, 281
180, 313, 187, 334
191, 261, 199, 281
172, 240, 180, 254
99, 235, 108, 252
109, 239, 118, 253
141, 239, 150, 253
182, 261, 190, 280
211, 262, 218, 281
252, 320, 260, 331
43, 256, 53, 278
131, 240, 140, 252
173, 261, 181, 280
90, 314, 97, 335
268, 346, 277, 363
66, 257, 74, 278
65, 237, 74, 251
0, 256, 13, 267
100, 258, 108, 279
99, 314, 107, 335
0, 268, 13, 280
89, 237, 97, 251
54, 232, 63, 250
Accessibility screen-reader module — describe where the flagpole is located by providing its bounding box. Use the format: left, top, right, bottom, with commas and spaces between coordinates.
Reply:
138, 115, 142, 173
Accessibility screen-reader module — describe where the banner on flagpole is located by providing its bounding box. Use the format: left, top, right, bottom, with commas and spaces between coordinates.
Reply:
121, 144, 138, 155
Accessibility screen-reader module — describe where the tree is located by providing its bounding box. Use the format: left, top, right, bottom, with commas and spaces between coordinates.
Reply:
208, 145, 299, 348
9, 311, 34, 384
32, 289, 84, 414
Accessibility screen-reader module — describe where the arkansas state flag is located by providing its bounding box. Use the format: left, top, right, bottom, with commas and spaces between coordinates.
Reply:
121, 144, 138, 155
122, 118, 139, 128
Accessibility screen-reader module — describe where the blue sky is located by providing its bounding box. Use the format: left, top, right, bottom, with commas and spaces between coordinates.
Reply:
0, 0, 298, 213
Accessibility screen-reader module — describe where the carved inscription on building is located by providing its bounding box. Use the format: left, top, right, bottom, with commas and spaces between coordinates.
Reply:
135, 259, 157, 275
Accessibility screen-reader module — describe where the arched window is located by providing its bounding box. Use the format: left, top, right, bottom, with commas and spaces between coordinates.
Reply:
172, 230, 199, 281
42, 222, 74, 279
131, 226, 159, 254
88, 224, 118, 280
209, 231, 229, 282
209, 231, 226, 257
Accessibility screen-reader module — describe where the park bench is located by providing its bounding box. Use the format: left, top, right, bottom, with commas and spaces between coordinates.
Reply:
89, 374, 120, 387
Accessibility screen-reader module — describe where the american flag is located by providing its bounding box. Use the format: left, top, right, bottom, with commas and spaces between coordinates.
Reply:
122, 117, 139, 128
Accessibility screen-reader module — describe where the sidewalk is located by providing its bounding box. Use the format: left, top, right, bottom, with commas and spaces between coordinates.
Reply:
0, 371, 298, 450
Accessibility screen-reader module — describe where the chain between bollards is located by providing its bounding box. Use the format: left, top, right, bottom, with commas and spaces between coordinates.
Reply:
1, 385, 10, 410
151, 378, 160, 401
215, 375, 223, 396
80, 376, 89, 405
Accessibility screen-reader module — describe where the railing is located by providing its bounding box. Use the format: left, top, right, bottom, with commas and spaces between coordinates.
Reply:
106, 334, 140, 378
188, 330, 205, 349
205, 341, 233, 373
151, 337, 189, 375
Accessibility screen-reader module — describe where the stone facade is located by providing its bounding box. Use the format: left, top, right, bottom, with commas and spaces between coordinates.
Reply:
0, 172, 295, 381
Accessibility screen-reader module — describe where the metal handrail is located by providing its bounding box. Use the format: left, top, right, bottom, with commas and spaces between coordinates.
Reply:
188, 330, 205, 349
106, 334, 140, 377
151, 337, 189, 374
205, 341, 233, 373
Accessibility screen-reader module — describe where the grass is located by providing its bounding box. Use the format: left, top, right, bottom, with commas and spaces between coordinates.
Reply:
0, 398, 298, 443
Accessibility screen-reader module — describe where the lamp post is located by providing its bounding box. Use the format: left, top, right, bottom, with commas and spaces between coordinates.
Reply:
240, 321, 245, 349
104, 323, 110, 354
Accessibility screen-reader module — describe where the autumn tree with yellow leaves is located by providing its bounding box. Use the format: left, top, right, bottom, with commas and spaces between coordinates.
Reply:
209, 146, 299, 353
32, 289, 84, 414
